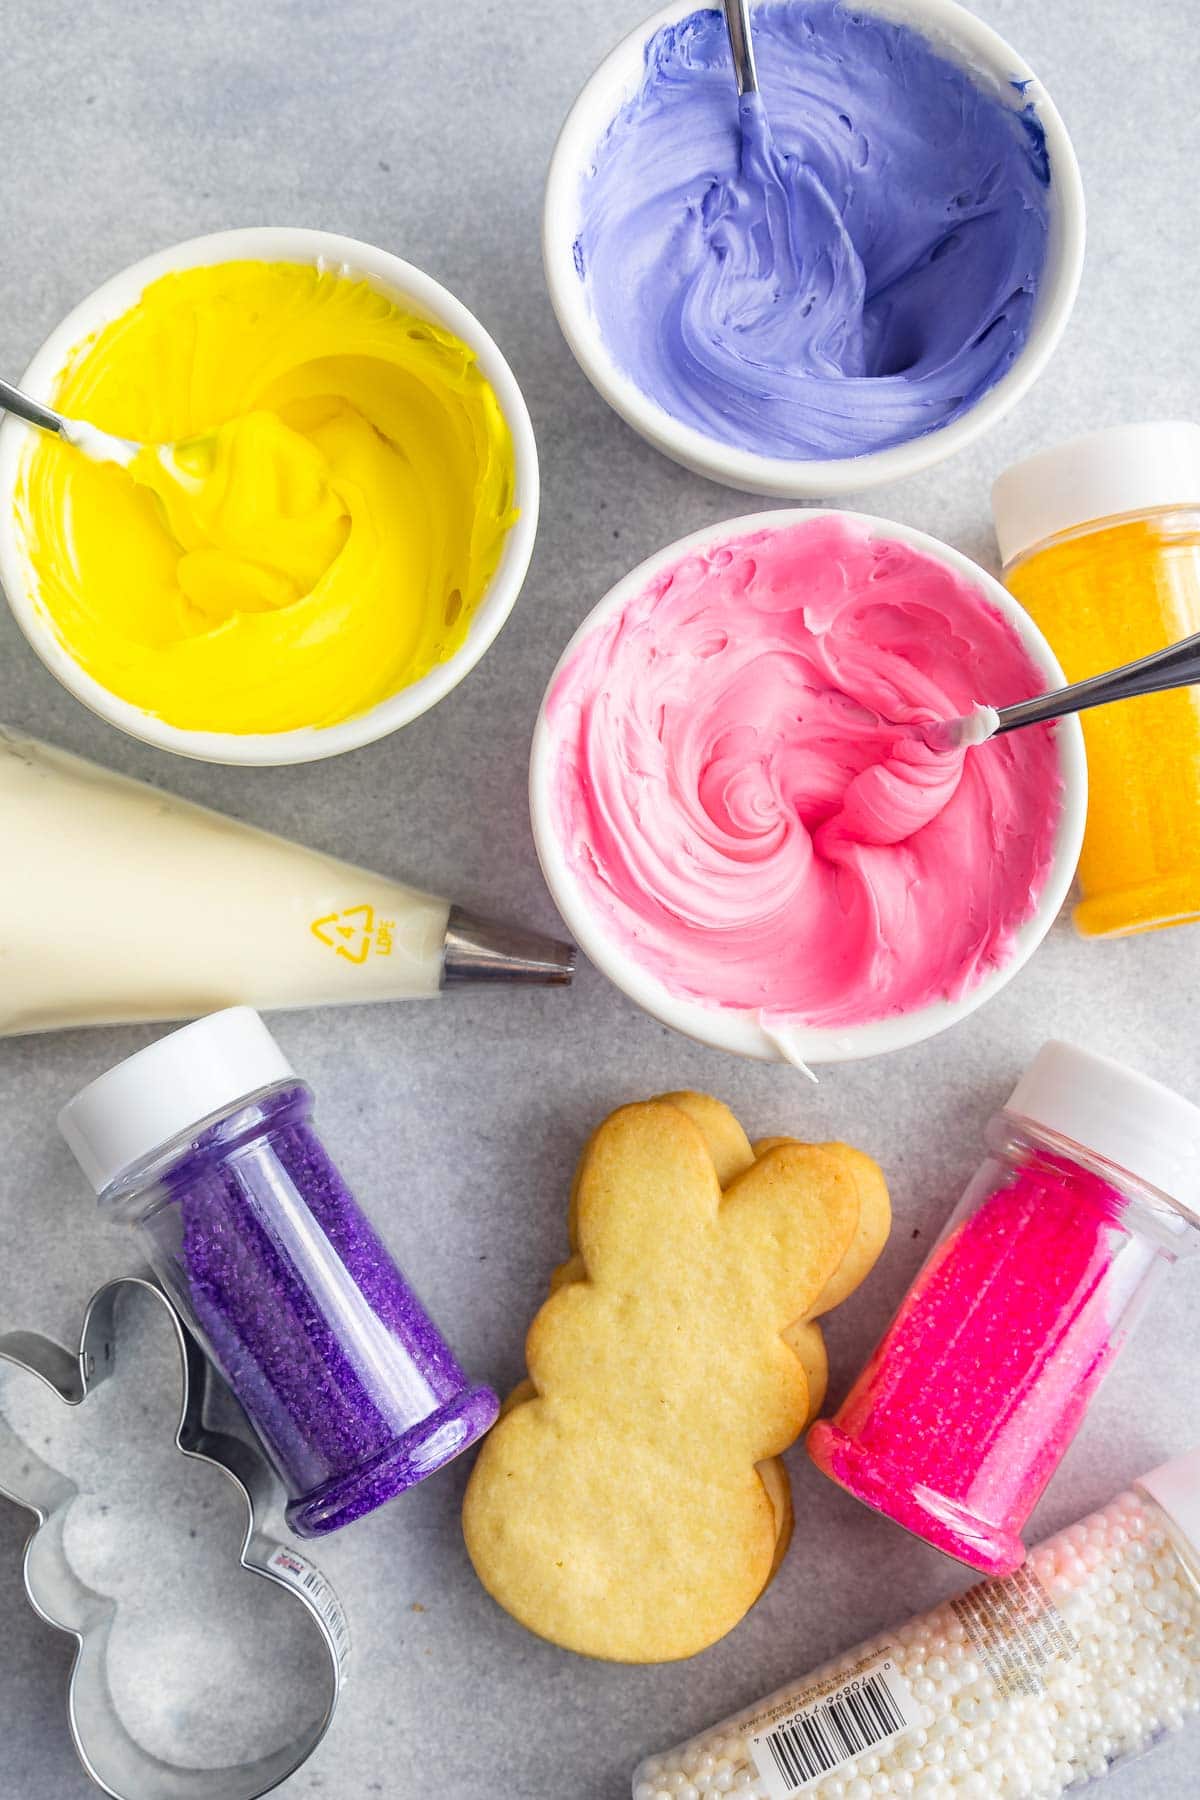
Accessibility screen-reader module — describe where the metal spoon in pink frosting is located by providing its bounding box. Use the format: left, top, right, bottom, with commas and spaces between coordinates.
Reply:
917, 627, 1200, 752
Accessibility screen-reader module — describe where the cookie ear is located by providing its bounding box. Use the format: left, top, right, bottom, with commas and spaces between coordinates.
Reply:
572, 1101, 722, 1286
753, 1138, 891, 1317
565, 1092, 751, 1253
718, 1143, 861, 1331
654, 1092, 755, 1186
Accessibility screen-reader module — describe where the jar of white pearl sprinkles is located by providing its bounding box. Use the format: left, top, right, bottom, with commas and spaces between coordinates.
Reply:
633, 1448, 1200, 1800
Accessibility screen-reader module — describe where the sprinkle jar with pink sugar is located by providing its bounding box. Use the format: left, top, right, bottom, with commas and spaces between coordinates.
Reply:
809, 1041, 1200, 1576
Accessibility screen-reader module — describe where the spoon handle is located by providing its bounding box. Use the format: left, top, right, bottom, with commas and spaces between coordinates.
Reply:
995, 626, 1200, 735
723, 0, 760, 95
0, 377, 64, 437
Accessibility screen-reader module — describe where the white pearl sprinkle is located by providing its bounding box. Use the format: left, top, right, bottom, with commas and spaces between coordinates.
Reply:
635, 1491, 1200, 1798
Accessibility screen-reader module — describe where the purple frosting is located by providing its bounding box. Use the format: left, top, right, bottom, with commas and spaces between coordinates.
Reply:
147, 1084, 497, 1535
573, 2, 1052, 459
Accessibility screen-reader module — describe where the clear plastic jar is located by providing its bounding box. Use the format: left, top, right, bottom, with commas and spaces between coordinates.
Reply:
809, 1041, 1200, 1575
634, 1449, 1200, 1800
59, 1007, 499, 1536
993, 422, 1200, 939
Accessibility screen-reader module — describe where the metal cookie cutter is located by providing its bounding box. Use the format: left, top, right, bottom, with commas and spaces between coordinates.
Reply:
0, 1275, 348, 1800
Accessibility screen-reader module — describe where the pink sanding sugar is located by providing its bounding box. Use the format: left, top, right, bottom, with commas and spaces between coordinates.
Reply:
809, 1151, 1160, 1576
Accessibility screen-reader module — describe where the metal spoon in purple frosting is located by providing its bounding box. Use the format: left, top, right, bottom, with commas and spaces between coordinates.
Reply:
723, 0, 760, 95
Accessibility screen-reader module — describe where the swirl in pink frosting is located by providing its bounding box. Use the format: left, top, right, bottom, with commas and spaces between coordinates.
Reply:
544, 515, 1063, 1030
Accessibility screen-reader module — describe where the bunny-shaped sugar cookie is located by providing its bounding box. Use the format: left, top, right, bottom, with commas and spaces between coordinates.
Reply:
462, 1092, 889, 1662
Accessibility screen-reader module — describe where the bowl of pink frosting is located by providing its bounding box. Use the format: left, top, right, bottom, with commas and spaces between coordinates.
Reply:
530, 511, 1086, 1065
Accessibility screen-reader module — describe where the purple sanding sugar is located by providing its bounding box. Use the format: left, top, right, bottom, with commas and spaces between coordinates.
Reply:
148, 1083, 497, 1535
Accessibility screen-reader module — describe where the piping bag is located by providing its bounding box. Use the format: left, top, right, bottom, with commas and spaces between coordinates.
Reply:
0, 729, 575, 1037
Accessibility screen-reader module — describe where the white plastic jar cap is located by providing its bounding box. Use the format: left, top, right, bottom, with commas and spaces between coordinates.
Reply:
991, 420, 1200, 568
59, 1006, 295, 1196
1005, 1039, 1200, 1226
1139, 1445, 1200, 1559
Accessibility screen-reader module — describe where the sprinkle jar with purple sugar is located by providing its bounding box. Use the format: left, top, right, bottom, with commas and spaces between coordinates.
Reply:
58, 1007, 499, 1536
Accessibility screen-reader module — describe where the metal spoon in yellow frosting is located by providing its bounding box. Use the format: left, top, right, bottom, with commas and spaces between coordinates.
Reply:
0, 378, 346, 617
0, 372, 142, 464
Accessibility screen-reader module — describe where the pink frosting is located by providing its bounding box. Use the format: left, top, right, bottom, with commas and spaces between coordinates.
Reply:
544, 515, 1063, 1030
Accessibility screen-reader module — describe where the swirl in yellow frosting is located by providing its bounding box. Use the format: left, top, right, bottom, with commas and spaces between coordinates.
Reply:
18, 260, 517, 733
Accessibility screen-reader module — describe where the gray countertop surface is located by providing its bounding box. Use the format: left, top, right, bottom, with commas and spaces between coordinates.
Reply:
0, 1, 1198, 1795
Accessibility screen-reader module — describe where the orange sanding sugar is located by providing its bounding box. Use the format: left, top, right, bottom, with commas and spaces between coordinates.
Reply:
1007, 512, 1200, 938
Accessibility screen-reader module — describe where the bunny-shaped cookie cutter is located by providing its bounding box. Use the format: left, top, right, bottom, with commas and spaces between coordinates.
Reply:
0, 1274, 348, 1800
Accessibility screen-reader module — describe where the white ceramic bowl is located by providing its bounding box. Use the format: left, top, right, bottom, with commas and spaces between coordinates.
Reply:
543, 0, 1086, 499
0, 227, 540, 765
530, 509, 1087, 1064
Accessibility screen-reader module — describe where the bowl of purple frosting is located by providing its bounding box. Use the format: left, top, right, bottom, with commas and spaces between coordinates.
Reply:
544, 0, 1085, 496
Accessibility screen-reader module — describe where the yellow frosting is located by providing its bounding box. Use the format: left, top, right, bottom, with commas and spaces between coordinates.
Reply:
18, 261, 518, 733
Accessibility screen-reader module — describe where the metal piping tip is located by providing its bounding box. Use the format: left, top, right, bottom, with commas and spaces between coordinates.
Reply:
441, 905, 577, 987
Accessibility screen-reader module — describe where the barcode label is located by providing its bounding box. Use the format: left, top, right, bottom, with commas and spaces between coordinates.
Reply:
749, 1651, 919, 1798
267, 1545, 352, 1667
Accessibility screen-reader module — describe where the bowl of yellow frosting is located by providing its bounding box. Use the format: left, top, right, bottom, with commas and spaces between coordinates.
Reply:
0, 228, 538, 763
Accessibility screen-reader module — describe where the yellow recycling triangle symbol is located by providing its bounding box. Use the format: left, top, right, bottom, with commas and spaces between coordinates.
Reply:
311, 903, 375, 965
